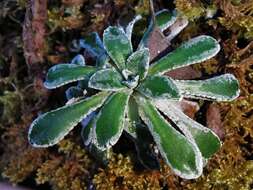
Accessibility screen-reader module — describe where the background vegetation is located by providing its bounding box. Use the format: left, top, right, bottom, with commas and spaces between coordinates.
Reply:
0, 0, 252, 189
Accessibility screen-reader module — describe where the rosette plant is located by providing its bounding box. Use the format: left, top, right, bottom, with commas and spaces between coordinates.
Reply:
28, 9, 240, 179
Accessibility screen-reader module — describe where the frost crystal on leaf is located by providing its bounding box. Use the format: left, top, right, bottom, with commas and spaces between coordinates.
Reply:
28, 8, 240, 180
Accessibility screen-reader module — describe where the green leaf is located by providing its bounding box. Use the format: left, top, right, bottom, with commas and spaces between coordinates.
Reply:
94, 91, 131, 150
65, 86, 83, 100
130, 124, 160, 169
124, 95, 140, 138
174, 74, 240, 101
137, 96, 203, 179
81, 122, 93, 146
156, 9, 177, 32
79, 32, 109, 68
154, 99, 221, 159
44, 64, 96, 89
96, 54, 110, 68
28, 92, 110, 147
103, 26, 132, 71
79, 32, 106, 57
124, 97, 160, 169
81, 112, 96, 146
88, 68, 126, 91
71, 54, 85, 66
126, 48, 150, 80
126, 15, 142, 41
137, 75, 181, 100
88, 144, 111, 165
149, 35, 220, 75
138, 20, 155, 50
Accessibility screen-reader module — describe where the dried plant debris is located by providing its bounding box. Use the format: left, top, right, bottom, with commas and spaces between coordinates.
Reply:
23, 0, 48, 69
217, 0, 253, 39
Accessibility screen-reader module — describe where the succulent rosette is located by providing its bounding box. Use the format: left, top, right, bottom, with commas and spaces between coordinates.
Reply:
28, 10, 240, 179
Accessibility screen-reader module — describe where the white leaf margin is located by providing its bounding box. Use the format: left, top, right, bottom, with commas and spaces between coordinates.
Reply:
28, 92, 110, 148
153, 99, 222, 159
126, 15, 142, 41
88, 68, 127, 91
156, 9, 177, 32
136, 96, 203, 179
92, 91, 132, 151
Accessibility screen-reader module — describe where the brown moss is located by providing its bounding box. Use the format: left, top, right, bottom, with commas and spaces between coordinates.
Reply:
217, 0, 253, 39
0, 115, 48, 183
93, 154, 162, 190
226, 56, 253, 95
47, 2, 87, 31
186, 161, 253, 190
88, 2, 113, 33
193, 58, 220, 75
36, 139, 94, 190
183, 94, 253, 189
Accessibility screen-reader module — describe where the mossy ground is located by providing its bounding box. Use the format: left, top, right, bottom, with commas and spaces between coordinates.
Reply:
0, 0, 253, 189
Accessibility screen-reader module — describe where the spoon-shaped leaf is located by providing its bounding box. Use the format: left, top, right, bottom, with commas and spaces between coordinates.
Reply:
154, 99, 221, 159
149, 35, 220, 75
125, 96, 160, 169
125, 15, 142, 41
103, 26, 132, 71
166, 17, 189, 41
126, 48, 150, 80
137, 75, 181, 100
81, 112, 97, 146
65, 86, 83, 100
130, 124, 160, 170
124, 95, 141, 138
174, 74, 240, 101
156, 9, 177, 32
28, 92, 110, 147
44, 64, 96, 89
137, 96, 203, 179
79, 32, 106, 57
71, 54, 85, 66
137, 17, 155, 50
79, 32, 109, 68
88, 68, 126, 91
94, 91, 130, 150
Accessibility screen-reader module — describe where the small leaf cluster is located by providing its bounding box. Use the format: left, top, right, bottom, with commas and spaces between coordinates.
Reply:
28, 10, 240, 179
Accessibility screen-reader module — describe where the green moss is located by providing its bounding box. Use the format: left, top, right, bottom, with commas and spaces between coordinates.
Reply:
175, 0, 205, 21
0, 90, 21, 124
